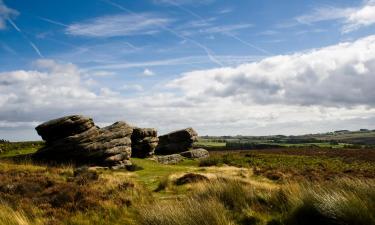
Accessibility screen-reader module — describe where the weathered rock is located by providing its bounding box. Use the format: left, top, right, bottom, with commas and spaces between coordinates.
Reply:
36, 115, 95, 142
155, 154, 184, 164
131, 128, 158, 158
33, 115, 133, 168
180, 148, 209, 159
155, 128, 198, 155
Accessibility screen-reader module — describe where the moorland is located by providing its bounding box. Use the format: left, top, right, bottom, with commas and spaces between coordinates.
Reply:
0, 129, 374, 225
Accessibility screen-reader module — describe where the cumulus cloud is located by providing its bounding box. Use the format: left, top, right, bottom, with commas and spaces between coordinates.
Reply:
66, 13, 171, 37
1, 36, 375, 140
0, 0, 18, 29
169, 35, 375, 107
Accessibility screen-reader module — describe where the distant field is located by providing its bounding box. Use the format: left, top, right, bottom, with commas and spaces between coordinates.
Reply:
0, 141, 43, 158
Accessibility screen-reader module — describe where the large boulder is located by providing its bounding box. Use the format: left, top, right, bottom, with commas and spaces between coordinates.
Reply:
155, 128, 198, 155
33, 115, 133, 168
131, 128, 158, 158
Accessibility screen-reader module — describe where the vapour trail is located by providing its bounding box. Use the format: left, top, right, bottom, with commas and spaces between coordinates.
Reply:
102, 0, 224, 67
168, 1, 273, 55
7, 18, 43, 58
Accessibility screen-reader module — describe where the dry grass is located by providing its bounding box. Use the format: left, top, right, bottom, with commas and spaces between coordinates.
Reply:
136, 198, 234, 225
0, 153, 374, 225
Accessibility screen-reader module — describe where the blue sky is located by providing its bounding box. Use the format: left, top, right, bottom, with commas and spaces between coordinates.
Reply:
0, 0, 375, 140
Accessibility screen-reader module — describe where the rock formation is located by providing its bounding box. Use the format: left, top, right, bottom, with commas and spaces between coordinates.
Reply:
34, 115, 205, 167
33, 115, 133, 169
155, 128, 198, 155
131, 128, 158, 158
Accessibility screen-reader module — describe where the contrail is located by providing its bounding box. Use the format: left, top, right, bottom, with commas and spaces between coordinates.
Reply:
37, 16, 69, 27
7, 18, 43, 58
102, 0, 224, 67
167, 1, 273, 56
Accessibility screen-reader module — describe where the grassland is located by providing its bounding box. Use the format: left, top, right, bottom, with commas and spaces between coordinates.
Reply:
0, 142, 374, 225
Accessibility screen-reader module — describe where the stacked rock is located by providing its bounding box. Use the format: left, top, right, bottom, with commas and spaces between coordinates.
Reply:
155, 127, 198, 155
131, 128, 159, 158
33, 115, 133, 169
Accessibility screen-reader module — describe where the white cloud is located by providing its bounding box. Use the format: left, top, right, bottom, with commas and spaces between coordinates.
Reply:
1, 36, 375, 140
143, 68, 155, 76
295, 0, 375, 33
122, 84, 144, 92
169, 35, 375, 107
66, 13, 171, 37
90, 71, 116, 77
0, 0, 18, 29
343, 0, 375, 33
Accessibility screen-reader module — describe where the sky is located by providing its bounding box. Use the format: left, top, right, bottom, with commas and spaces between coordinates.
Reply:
0, 0, 375, 140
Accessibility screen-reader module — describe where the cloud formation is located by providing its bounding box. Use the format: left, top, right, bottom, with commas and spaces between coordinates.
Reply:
0, 0, 18, 29
295, 0, 375, 33
169, 35, 375, 107
1, 36, 375, 140
66, 13, 171, 37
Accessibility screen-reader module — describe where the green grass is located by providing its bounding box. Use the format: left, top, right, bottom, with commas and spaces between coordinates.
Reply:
131, 158, 199, 190
0, 142, 42, 158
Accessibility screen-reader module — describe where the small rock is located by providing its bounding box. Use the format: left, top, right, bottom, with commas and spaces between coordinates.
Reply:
155, 154, 185, 164
180, 148, 209, 159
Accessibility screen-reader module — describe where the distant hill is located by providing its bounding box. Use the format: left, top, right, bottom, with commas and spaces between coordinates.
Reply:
199, 129, 375, 147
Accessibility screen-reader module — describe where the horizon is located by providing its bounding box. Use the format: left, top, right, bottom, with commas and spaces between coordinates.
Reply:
1, 0, 375, 141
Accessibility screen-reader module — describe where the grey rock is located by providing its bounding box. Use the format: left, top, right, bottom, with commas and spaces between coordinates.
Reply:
155, 128, 198, 155
180, 148, 209, 159
155, 154, 184, 164
36, 115, 95, 142
33, 115, 133, 167
131, 128, 158, 158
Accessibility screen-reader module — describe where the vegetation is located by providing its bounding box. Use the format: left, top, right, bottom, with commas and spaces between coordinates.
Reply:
0, 142, 374, 225
196, 129, 375, 150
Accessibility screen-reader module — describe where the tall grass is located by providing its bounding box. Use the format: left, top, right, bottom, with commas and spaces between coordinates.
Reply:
0, 204, 42, 225
283, 179, 375, 225
136, 198, 234, 225
151, 179, 375, 225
